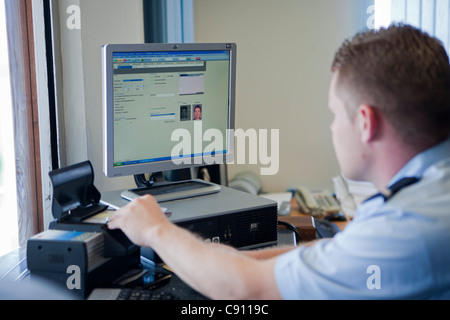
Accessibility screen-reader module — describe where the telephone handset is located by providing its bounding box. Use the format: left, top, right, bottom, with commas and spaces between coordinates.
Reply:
294, 186, 340, 216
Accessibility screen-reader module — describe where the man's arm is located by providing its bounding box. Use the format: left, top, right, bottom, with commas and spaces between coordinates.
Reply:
108, 195, 283, 300
243, 246, 294, 260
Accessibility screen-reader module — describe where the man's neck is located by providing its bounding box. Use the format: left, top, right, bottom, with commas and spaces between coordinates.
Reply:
369, 138, 425, 190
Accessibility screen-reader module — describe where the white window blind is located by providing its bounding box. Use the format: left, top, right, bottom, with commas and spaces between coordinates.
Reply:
0, 0, 18, 257
380, 0, 450, 53
165, 0, 194, 43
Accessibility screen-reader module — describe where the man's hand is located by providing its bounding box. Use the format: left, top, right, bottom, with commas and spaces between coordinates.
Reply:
107, 194, 282, 299
107, 195, 170, 247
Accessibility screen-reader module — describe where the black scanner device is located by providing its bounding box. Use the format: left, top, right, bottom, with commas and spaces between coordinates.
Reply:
47, 160, 137, 257
27, 161, 140, 299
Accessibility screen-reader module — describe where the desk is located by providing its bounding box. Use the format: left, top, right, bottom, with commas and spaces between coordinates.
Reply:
278, 198, 349, 242
0, 247, 207, 300
0, 226, 297, 300
291, 198, 349, 230
0, 196, 346, 299
0, 247, 27, 282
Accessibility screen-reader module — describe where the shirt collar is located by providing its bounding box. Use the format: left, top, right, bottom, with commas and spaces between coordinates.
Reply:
388, 138, 450, 188
353, 138, 450, 220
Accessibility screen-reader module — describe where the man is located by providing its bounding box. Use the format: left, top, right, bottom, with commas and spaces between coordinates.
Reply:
108, 25, 450, 299
193, 104, 202, 120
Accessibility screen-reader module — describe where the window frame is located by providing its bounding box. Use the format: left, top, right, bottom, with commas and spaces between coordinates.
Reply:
143, 0, 194, 43
4, 0, 44, 245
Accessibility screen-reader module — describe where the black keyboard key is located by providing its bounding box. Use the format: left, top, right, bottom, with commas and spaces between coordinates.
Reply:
89, 288, 179, 300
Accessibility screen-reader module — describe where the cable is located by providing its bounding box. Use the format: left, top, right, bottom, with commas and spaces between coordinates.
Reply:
134, 174, 154, 188
278, 220, 303, 244
134, 172, 166, 188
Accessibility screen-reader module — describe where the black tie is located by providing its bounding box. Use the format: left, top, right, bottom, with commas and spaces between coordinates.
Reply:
364, 177, 421, 204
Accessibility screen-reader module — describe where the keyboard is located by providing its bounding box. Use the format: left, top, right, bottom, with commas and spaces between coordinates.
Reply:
88, 288, 179, 300
314, 219, 341, 238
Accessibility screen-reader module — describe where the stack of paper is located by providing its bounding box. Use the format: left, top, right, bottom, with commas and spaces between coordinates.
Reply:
71, 232, 108, 272
31, 230, 108, 272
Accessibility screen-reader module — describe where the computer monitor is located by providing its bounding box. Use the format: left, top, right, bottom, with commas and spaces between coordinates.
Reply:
102, 43, 236, 201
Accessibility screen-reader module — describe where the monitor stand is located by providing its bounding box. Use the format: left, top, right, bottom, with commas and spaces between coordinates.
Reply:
120, 172, 221, 203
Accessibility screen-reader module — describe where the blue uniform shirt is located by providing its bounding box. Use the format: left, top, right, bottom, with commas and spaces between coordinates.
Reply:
275, 138, 450, 299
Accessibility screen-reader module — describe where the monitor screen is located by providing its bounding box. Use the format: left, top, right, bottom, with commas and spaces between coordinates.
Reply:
102, 43, 236, 178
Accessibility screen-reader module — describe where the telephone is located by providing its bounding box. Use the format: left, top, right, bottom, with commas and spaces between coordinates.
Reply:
294, 186, 340, 216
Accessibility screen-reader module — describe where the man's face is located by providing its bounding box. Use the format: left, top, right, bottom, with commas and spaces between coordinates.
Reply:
194, 107, 202, 120
328, 71, 366, 181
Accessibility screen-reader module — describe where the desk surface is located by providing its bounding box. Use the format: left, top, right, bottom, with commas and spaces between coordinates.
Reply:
0, 195, 347, 299
277, 198, 349, 240
0, 229, 296, 300
290, 198, 349, 229
0, 247, 27, 282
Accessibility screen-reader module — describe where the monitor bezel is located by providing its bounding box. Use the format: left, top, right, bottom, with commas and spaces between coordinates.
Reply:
102, 43, 236, 178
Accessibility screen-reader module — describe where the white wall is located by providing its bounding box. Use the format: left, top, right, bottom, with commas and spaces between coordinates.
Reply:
81, 0, 145, 193
55, 0, 370, 197
194, 0, 369, 192
56, 0, 144, 195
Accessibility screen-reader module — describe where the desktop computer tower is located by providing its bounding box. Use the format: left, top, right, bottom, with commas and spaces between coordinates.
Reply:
102, 185, 279, 252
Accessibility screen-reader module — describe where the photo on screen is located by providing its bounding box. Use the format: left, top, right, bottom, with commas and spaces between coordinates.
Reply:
180, 105, 191, 122
193, 104, 202, 121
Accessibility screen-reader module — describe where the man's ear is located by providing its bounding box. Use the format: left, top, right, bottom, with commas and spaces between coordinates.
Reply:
356, 104, 379, 143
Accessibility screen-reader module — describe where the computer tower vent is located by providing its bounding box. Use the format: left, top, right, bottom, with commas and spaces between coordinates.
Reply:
229, 206, 278, 249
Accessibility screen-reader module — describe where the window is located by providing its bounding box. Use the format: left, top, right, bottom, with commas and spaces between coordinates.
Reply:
0, 1, 18, 257
374, 0, 450, 53
374, 0, 392, 29
2, 0, 46, 253
143, 0, 194, 43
